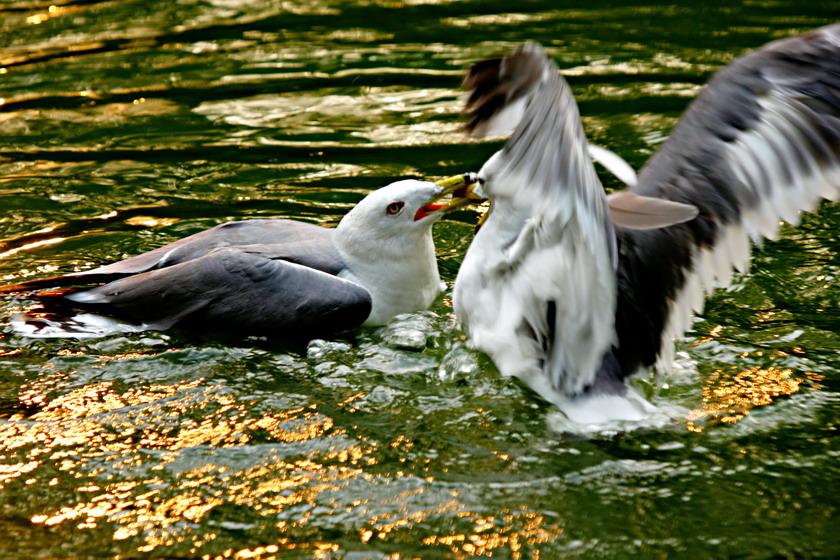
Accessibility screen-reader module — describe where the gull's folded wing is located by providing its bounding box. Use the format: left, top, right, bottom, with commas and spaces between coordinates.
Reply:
63, 247, 372, 335
0, 219, 341, 294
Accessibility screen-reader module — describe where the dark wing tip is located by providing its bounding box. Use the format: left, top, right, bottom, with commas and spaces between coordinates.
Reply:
462, 42, 552, 136
462, 57, 505, 133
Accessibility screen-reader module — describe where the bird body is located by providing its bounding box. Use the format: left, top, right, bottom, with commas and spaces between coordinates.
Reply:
453, 26, 840, 424
1, 179, 464, 337
454, 44, 625, 414
454, 164, 618, 399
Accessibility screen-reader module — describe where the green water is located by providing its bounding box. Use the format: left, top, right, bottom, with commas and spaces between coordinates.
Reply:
1, 1, 839, 558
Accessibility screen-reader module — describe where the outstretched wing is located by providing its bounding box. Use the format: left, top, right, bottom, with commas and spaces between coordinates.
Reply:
61, 247, 372, 335
614, 24, 840, 376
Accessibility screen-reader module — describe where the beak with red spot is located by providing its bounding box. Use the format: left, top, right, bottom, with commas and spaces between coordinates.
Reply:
414, 173, 484, 221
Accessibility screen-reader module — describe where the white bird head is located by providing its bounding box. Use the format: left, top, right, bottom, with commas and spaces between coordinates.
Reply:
334, 177, 476, 325
339, 179, 446, 238
337, 176, 479, 244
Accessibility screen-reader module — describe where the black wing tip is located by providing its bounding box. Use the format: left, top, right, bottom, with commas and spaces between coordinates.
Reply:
462, 41, 553, 135
462, 57, 505, 134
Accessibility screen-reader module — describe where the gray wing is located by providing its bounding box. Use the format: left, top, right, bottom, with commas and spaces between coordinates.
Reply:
81, 219, 343, 276
612, 24, 840, 377
65, 247, 371, 335
464, 42, 611, 249
0, 219, 343, 293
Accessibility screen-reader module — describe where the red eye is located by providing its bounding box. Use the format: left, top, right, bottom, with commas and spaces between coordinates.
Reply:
386, 201, 404, 215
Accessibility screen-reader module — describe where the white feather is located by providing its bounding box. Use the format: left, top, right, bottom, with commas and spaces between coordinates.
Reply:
474, 96, 529, 139
587, 144, 638, 186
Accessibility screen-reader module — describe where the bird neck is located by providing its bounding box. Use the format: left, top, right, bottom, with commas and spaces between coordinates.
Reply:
334, 224, 441, 326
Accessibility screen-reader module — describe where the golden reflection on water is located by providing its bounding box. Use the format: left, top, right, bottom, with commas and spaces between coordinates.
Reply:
0, 237, 65, 261
2, 376, 363, 550
25, 4, 68, 26
0, 369, 558, 557
687, 364, 824, 430
684, 323, 826, 431
124, 216, 179, 228
421, 511, 561, 560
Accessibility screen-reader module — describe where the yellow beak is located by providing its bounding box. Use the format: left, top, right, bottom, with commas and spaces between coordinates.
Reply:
414, 173, 484, 221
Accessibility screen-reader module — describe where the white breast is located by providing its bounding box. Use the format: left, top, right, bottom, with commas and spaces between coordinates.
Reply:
338, 231, 441, 326
454, 201, 617, 398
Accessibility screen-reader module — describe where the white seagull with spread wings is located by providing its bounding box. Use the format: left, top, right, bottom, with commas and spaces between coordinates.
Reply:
451, 25, 840, 425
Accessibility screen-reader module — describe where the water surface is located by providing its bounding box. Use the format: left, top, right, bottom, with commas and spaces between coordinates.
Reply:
0, 1, 838, 558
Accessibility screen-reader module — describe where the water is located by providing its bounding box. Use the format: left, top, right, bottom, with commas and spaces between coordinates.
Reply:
1, 1, 839, 558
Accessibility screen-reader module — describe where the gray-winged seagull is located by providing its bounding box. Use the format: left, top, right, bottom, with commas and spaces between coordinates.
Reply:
450, 25, 840, 425
0, 178, 474, 337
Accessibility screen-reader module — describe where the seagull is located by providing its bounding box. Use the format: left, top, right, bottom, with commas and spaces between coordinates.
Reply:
450, 25, 840, 425
0, 178, 473, 337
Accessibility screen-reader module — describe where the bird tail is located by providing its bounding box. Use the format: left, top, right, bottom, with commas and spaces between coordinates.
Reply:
8, 307, 146, 338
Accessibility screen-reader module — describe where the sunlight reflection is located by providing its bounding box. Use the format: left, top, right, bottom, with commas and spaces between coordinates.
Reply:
25, 4, 66, 26
1, 376, 364, 551
442, 12, 554, 27
124, 216, 179, 228
686, 366, 824, 430
0, 369, 562, 557
422, 510, 562, 559
0, 237, 65, 260
0, 461, 39, 487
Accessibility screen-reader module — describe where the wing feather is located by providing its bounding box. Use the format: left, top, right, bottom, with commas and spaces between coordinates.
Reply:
0, 219, 341, 294
615, 23, 840, 377
65, 248, 371, 335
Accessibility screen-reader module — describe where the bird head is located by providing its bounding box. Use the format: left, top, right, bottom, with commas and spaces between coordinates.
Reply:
333, 176, 482, 325
337, 176, 481, 240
